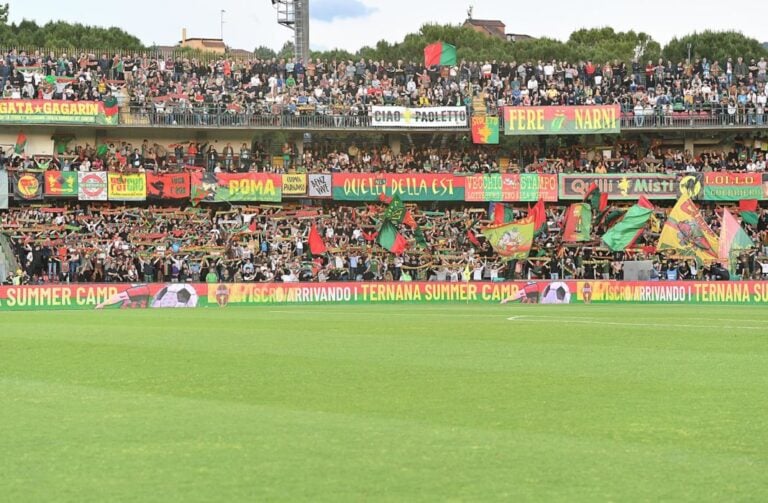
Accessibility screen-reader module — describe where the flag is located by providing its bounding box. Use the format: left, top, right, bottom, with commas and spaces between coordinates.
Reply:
96, 144, 109, 158
562, 203, 592, 242
528, 199, 547, 235
103, 95, 118, 117
383, 194, 405, 224
424, 41, 457, 67
718, 208, 753, 275
402, 210, 417, 229
598, 192, 609, 212
414, 227, 428, 248
601, 197, 654, 251
471, 116, 499, 144
739, 199, 759, 226
308, 223, 327, 255
583, 181, 600, 209
657, 195, 719, 262
14, 132, 27, 155
490, 202, 515, 225
467, 229, 482, 247
378, 220, 407, 255
481, 220, 534, 261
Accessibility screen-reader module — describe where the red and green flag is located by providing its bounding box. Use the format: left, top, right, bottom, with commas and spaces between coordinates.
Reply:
424, 42, 457, 67
490, 202, 515, 225
562, 203, 592, 242
481, 220, 534, 261
103, 95, 119, 117
471, 116, 499, 144
528, 199, 547, 235
378, 220, 408, 255
718, 208, 753, 275
383, 194, 406, 224
738, 199, 760, 226
14, 132, 27, 155
601, 196, 654, 251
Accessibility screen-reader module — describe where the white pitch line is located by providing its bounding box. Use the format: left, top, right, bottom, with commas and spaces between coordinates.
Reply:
506, 316, 765, 330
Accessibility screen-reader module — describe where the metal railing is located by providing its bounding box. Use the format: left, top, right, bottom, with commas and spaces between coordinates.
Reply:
118, 109, 376, 129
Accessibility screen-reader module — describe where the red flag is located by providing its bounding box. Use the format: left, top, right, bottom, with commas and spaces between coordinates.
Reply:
308, 224, 327, 255
494, 203, 505, 225
637, 195, 654, 210
739, 199, 758, 212
599, 192, 609, 212
402, 210, 417, 229
467, 229, 482, 247
528, 199, 546, 231
248, 219, 257, 233
362, 230, 378, 242
378, 193, 392, 204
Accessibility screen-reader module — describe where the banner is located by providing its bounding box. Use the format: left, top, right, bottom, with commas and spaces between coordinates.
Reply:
13, 172, 43, 201
559, 174, 678, 200
471, 116, 499, 144
702, 173, 763, 201
191, 172, 282, 203
44, 171, 78, 197
1, 281, 768, 310
0, 171, 7, 209
308, 174, 332, 198
146, 173, 190, 200
0, 99, 118, 126
78, 172, 108, 201
282, 173, 307, 197
658, 195, 720, 263
464, 174, 558, 202
370, 106, 468, 128
481, 220, 534, 261
332, 174, 465, 201
0, 283, 201, 310
764, 173, 768, 200
503, 105, 620, 135
108, 173, 147, 201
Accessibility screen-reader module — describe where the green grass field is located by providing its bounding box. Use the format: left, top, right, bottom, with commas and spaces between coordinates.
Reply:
2, 304, 767, 501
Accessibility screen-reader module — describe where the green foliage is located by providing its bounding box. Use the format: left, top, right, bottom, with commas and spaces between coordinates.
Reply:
0, 3, 8, 24
276, 40, 295, 60
253, 45, 277, 60
310, 48, 357, 63
0, 18, 144, 51
663, 30, 768, 63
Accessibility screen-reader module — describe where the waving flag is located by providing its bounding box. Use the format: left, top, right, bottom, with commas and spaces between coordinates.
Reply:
718, 208, 753, 274
658, 195, 719, 262
424, 42, 457, 67
481, 220, 534, 261
601, 197, 654, 251
562, 203, 592, 242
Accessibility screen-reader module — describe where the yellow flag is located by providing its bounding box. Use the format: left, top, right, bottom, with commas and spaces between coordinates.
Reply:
658, 195, 719, 262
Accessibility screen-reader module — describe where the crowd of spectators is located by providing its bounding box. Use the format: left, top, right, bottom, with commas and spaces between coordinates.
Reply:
4, 48, 768, 122
2, 201, 766, 286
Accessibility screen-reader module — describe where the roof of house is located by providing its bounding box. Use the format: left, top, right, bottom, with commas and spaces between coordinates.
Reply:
465, 19, 506, 28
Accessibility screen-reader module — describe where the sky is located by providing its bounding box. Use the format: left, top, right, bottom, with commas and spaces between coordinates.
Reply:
8, 0, 768, 53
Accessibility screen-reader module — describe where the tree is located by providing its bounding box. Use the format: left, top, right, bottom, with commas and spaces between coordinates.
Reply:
0, 3, 8, 24
663, 31, 768, 63
253, 45, 277, 59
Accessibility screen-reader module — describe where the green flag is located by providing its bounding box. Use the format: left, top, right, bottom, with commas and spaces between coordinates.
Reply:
601, 198, 654, 251
378, 220, 407, 255
383, 194, 406, 224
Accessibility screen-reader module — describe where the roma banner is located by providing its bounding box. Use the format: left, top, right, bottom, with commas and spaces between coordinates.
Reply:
191, 172, 282, 203
464, 174, 558, 202
0, 171, 8, 209
559, 174, 678, 200
44, 171, 78, 197
370, 106, 468, 128
13, 172, 43, 201
702, 173, 763, 201
108, 173, 147, 201
471, 116, 499, 144
332, 174, 465, 201
0, 99, 118, 126
658, 195, 720, 263
282, 173, 307, 197
481, 220, 534, 261
146, 173, 190, 200
562, 203, 592, 242
78, 172, 108, 201
503, 105, 620, 135
308, 174, 332, 198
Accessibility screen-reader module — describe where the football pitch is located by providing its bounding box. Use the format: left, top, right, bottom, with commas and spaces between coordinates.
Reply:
2, 304, 767, 501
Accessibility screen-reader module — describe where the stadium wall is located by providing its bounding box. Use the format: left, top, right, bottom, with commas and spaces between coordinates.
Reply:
2, 281, 768, 310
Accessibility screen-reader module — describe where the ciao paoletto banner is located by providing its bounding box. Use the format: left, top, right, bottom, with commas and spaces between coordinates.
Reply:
503, 105, 620, 135
2, 281, 768, 310
370, 106, 468, 128
332, 173, 465, 201
0, 99, 118, 125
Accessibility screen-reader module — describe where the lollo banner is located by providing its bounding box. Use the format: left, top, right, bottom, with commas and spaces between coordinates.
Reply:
146, 173, 191, 200
471, 116, 500, 144
13, 172, 43, 201
370, 106, 468, 128
559, 174, 678, 200
0, 171, 8, 209
308, 174, 332, 198
0, 99, 118, 126
464, 174, 558, 202
702, 173, 763, 201
44, 171, 78, 197
191, 172, 282, 203
78, 172, 108, 201
108, 173, 147, 201
503, 105, 620, 135
281, 173, 307, 197
332, 173, 465, 201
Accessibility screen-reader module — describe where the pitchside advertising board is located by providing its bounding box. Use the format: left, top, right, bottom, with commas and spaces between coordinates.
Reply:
2, 281, 768, 310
